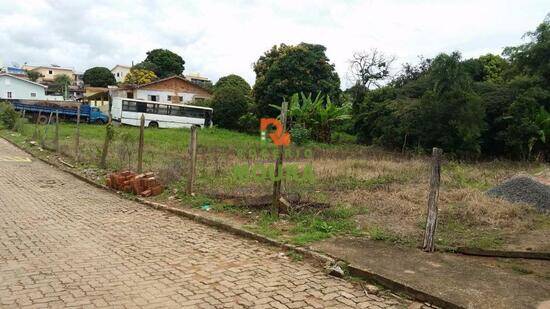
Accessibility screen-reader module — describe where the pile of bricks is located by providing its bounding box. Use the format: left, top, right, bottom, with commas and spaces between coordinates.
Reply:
106, 171, 163, 197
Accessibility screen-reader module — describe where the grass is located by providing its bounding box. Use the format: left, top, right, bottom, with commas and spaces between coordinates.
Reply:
2, 120, 549, 250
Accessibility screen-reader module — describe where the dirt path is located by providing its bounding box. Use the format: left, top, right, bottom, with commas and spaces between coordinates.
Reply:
0, 138, 405, 308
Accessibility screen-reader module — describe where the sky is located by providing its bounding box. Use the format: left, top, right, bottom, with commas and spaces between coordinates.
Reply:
0, 0, 547, 88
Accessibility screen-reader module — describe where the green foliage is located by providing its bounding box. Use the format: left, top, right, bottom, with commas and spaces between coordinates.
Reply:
83, 67, 116, 87
26, 70, 43, 82
237, 112, 258, 133
271, 93, 351, 143
0, 102, 20, 129
214, 74, 251, 95
290, 123, 311, 145
139, 49, 185, 78
253, 43, 341, 117
211, 87, 251, 130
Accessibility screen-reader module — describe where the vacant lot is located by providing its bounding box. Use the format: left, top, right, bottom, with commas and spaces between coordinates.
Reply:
3, 121, 549, 251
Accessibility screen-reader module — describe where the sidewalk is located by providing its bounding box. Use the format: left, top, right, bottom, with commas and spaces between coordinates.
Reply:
311, 237, 550, 308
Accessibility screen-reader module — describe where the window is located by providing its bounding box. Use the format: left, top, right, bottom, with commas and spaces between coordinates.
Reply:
148, 95, 158, 102
31, 93, 36, 97
167, 95, 172, 102
117, 72, 120, 77
7, 92, 12, 98
48, 70, 53, 75
122, 100, 138, 112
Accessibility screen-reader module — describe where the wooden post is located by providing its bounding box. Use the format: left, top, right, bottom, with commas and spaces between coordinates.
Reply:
137, 114, 145, 173
54, 110, 60, 153
271, 101, 288, 216
100, 115, 113, 169
186, 125, 198, 195
42, 112, 53, 148
75, 105, 81, 162
422, 147, 443, 252
33, 110, 42, 139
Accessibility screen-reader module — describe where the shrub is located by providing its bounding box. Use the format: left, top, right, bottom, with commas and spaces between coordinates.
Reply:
290, 124, 311, 145
237, 112, 258, 133
211, 87, 251, 130
0, 102, 20, 129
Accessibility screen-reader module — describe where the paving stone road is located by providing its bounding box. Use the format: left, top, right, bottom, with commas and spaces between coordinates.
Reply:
0, 138, 405, 308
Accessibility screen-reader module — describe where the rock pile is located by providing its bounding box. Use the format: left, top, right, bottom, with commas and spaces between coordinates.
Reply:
487, 174, 550, 212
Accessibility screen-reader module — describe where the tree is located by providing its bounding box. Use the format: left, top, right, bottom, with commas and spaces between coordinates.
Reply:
26, 70, 43, 82
53, 74, 72, 99
348, 49, 395, 89
124, 68, 157, 85
83, 67, 116, 87
211, 87, 252, 130
139, 49, 185, 78
214, 74, 251, 95
253, 43, 341, 117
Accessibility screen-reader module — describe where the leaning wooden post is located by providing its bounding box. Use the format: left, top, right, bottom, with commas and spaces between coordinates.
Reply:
137, 114, 145, 173
75, 105, 81, 162
54, 110, 60, 153
271, 101, 288, 216
422, 147, 443, 252
186, 125, 198, 195
100, 115, 113, 169
33, 110, 42, 139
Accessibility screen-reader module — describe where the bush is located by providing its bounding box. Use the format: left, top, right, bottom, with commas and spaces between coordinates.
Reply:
290, 124, 311, 145
0, 102, 20, 129
237, 112, 258, 133
211, 87, 251, 130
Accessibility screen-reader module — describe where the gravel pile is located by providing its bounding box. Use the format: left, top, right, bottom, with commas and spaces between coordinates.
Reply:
487, 175, 550, 212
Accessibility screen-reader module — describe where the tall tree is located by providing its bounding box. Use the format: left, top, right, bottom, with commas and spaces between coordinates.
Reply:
139, 49, 185, 78
53, 74, 72, 99
253, 43, 341, 117
348, 49, 395, 89
214, 74, 251, 95
83, 67, 116, 87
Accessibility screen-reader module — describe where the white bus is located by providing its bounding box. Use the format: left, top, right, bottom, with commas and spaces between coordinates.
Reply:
111, 97, 213, 128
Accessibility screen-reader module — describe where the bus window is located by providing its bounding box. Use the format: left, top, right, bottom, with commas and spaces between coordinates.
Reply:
136, 102, 147, 113
122, 100, 138, 112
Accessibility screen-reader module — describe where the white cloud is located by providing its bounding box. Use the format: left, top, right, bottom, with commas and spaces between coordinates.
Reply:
0, 0, 547, 87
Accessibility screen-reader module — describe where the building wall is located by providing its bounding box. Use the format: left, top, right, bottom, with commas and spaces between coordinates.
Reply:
112, 66, 130, 83
135, 89, 196, 103
0, 75, 47, 100
137, 78, 211, 103
32, 68, 75, 83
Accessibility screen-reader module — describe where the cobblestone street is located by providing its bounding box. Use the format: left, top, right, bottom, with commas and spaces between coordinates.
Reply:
0, 138, 404, 308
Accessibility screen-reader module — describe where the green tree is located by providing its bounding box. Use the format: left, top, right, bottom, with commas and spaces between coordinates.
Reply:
124, 68, 157, 85
26, 70, 43, 82
139, 49, 185, 78
214, 74, 251, 95
211, 87, 252, 130
253, 43, 341, 117
83, 67, 116, 87
53, 74, 72, 99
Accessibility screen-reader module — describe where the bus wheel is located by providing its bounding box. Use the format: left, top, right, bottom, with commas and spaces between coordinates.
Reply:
37, 115, 48, 125
148, 121, 159, 128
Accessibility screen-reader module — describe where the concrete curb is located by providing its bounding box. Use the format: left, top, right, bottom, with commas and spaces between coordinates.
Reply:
3, 135, 463, 308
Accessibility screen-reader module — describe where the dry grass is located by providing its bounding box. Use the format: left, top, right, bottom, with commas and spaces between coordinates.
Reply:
5, 122, 549, 249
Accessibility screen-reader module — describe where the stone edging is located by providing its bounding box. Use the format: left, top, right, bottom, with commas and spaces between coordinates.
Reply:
2, 136, 463, 309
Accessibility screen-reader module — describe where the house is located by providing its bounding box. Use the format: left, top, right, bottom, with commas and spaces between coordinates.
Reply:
84, 87, 110, 109
1, 67, 28, 78
0, 73, 62, 100
112, 75, 212, 104
184, 73, 212, 88
111, 65, 131, 83
22, 64, 75, 84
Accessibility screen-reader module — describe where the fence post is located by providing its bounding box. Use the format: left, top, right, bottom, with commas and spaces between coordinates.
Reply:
271, 101, 288, 216
33, 110, 42, 140
137, 114, 145, 173
42, 112, 53, 148
55, 110, 60, 153
75, 105, 81, 163
186, 125, 198, 195
100, 115, 113, 169
422, 147, 443, 252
